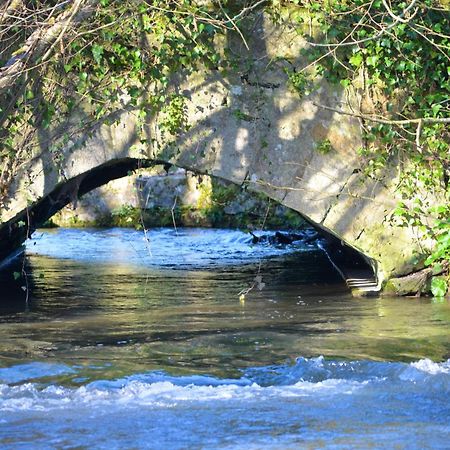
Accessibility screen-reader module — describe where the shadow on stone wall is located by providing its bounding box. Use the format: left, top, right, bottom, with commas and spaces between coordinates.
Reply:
1, 9, 414, 287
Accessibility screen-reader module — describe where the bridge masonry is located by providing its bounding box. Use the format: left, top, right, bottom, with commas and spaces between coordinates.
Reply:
0, 13, 440, 295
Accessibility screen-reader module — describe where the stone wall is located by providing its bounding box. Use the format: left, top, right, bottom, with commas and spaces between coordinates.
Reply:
52, 168, 305, 230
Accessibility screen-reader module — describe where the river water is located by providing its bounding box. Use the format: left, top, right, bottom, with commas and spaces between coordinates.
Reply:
0, 227, 449, 449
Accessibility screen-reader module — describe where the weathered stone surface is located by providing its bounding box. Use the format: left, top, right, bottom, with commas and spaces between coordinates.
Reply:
383, 269, 433, 296
52, 168, 301, 229
0, 11, 443, 291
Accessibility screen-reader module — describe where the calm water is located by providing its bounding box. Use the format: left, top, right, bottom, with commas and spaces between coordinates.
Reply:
0, 227, 449, 449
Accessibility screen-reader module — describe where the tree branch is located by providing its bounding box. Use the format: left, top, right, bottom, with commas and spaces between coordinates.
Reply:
0, 0, 98, 94
313, 102, 450, 125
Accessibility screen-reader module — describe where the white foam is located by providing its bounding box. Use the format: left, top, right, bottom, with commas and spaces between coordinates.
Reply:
0, 377, 373, 412
410, 358, 450, 375
1, 358, 449, 413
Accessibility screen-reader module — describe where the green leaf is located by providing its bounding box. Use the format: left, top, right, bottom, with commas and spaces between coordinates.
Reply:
13, 271, 21, 280
431, 277, 448, 297
396, 60, 406, 71
349, 53, 363, 68
366, 55, 378, 67
91, 44, 104, 65
431, 104, 442, 116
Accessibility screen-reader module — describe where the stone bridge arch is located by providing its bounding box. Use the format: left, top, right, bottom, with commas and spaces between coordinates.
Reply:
0, 154, 377, 295
0, 13, 433, 294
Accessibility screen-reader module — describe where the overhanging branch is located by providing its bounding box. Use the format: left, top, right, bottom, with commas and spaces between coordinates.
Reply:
313, 102, 450, 125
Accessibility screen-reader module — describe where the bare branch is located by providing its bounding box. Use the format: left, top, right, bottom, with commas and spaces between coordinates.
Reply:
381, 0, 418, 24
307, 0, 419, 48
416, 118, 423, 152
0, 0, 98, 94
313, 102, 450, 125
41, 0, 87, 62
218, 0, 249, 50
0, 0, 24, 25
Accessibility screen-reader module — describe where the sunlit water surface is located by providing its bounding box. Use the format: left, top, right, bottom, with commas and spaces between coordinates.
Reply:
0, 227, 449, 449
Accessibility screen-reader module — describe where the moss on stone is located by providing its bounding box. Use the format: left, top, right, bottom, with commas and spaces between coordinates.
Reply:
383, 269, 433, 296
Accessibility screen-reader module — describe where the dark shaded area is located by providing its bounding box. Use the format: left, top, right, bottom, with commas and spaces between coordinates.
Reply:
320, 234, 372, 272
250, 229, 375, 286
250, 230, 319, 245
0, 254, 30, 311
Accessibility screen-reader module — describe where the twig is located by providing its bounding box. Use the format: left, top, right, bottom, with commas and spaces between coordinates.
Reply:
416, 118, 423, 153
218, 0, 249, 50
313, 102, 450, 125
171, 195, 178, 236
382, 0, 418, 24
307, 0, 418, 48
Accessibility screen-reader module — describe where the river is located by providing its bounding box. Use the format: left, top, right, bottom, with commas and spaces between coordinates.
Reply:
0, 227, 449, 449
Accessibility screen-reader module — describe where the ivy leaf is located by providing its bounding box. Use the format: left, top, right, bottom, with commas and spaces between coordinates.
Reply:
92, 44, 104, 65
431, 277, 448, 297
349, 53, 363, 68
366, 55, 379, 67
396, 60, 406, 71
431, 104, 442, 116
42, 104, 55, 129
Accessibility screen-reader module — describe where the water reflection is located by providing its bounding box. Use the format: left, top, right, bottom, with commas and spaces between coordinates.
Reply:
0, 228, 449, 449
0, 228, 448, 382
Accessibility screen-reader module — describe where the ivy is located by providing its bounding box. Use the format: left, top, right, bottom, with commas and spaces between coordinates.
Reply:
431, 277, 448, 298
0, 0, 229, 206
284, 68, 314, 98
160, 95, 189, 135
281, 0, 450, 294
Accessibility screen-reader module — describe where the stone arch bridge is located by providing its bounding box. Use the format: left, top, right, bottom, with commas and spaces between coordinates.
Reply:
0, 18, 433, 295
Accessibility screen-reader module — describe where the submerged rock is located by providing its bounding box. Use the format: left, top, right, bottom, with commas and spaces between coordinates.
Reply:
250, 230, 319, 246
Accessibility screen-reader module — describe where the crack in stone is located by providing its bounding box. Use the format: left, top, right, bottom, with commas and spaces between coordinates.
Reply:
240, 73, 281, 89
320, 172, 355, 225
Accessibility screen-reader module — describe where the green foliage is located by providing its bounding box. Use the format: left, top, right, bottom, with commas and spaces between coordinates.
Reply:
425, 219, 450, 267
425, 217, 450, 295
282, 0, 450, 283
431, 277, 448, 298
232, 109, 255, 122
316, 139, 332, 155
0, 0, 225, 203
160, 95, 189, 135
111, 204, 142, 228
284, 68, 313, 98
